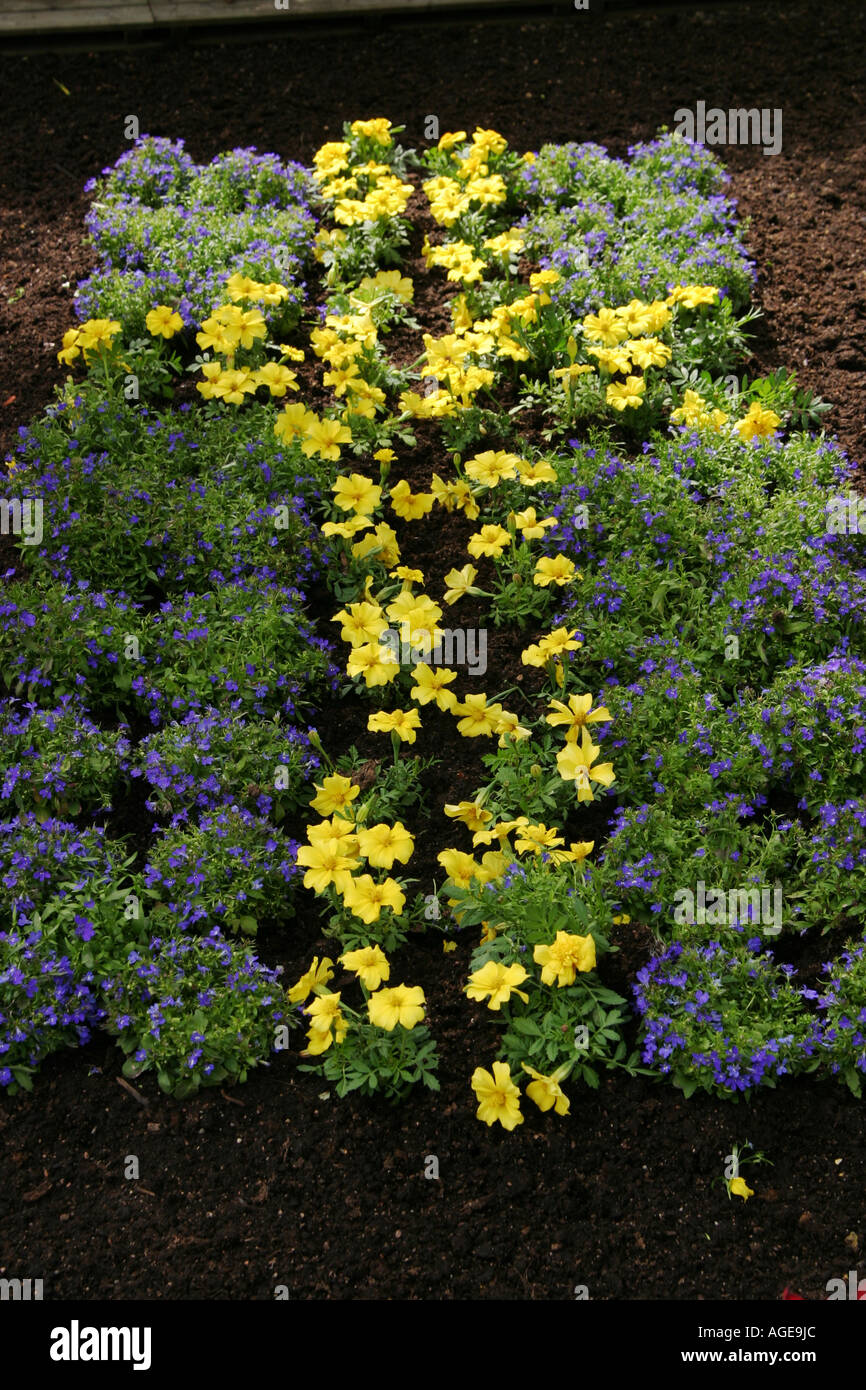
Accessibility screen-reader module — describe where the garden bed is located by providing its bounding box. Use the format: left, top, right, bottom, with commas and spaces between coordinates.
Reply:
1, 0, 866, 1307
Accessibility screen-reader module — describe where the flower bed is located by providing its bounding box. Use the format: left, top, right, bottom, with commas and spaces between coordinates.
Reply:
2, 118, 864, 1120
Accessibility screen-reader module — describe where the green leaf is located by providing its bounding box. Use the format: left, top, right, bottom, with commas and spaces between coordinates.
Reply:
510, 1017, 542, 1038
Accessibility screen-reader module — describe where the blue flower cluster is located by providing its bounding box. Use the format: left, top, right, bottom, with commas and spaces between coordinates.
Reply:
0, 142, 336, 1096
632, 939, 821, 1095
519, 133, 756, 327
75, 136, 319, 337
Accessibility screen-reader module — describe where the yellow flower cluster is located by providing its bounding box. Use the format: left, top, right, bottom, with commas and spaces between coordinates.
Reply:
466, 930, 596, 1013
57, 317, 121, 366
309, 304, 390, 425
297, 773, 412, 926
541, 286, 720, 414
670, 387, 729, 432
471, 1059, 574, 1127
313, 122, 412, 226
288, 948, 426, 1056
422, 237, 487, 285
192, 273, 303, 405
423, 127, 509, 226
549, 690, 616, 803
520, 626, 583, 668
670, 388, 781, 441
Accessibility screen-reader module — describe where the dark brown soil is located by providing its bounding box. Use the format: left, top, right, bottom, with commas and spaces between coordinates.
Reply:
2, 0, 866, 1308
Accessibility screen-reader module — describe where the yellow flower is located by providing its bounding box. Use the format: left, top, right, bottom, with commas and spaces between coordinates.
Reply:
391, 565, 424, 588
464, 450, 520, 488
546, 693, 613, 737
386, 590, 443, 646
359, 270, 413, 303
306, 817, 358, 855
389, 478, 434, 521
356, 821, 414, 871
146, 305, 183, 339
309, 773, 360, 818
512, 507, 558, 541
252, 362, 298, 397
454, 694, 504, 738
444, 800, 493, 832
516, 457, 557, 486
625, 337, 672, 370
437, 848, 480, 890
321, 516, 373, 540
274, 403, 318, 443
734, 401, 782, 441
669, 283, 719, 309
670, 388, 709, 426
345, 642, 400, 688
368, 984, 426, 1031
224, 272, 260, 301
350, 117, 393, 145
522, 1063, 570, 1115
606, 376, 646, 411
449, 480, 480, 521
367, 708, 421, 744
340, 945, 390, 991
343, 874, 406, 924
534, 555, 577, 588
410, 662, 458, 712
466, 960, 529, 1010
287, 956, 334, 1004
351, 522, 401, 568
495, 711, 532, 746
302, 992, 348, 1055
471, 1061, 523, 1130
77, 318, 121, 352
548, 839, 595, 866
332, 601, 387, 647
521, 627, 583, 667
514, 823, 565, 855
195, 361, 224, 399
467, 524, 511, 560
555, 728, 616, 801
729, 1176, 754, 1201
323, 362, 361, 397
534, 931, 597, 986
442, 563, 480, 605
552, 362, 595, 387
582, 307, 630, 347
57, 328, 81, 366
588, 346, 632, 375
235, 308, 267, 349
213, 368, 257, 405
296, 838, 360, 894
301, 416, 353, 462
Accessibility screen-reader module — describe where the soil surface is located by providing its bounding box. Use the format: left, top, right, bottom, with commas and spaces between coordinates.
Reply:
2, 0, 866, 1304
